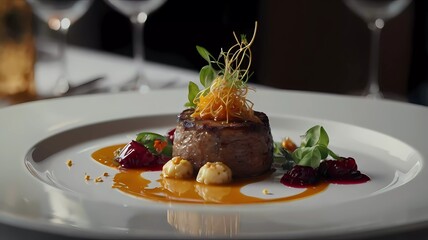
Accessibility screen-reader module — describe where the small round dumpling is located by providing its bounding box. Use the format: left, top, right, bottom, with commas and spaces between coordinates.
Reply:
196, 162, 232, 185
162, 156, 193, 179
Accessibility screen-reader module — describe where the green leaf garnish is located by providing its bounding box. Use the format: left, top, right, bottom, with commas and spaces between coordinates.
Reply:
292, 146, 322, 168
301, 125, 329, 147
136, 132, 172, 157
292, 125, 340, 167
199, 65, 216, 87
184, 23, 258, 116
184, 46, 216, 108
274, 125, 341, 169
328, 149, 340, 159
185, 81, 200, 108
196, 45, 212, 63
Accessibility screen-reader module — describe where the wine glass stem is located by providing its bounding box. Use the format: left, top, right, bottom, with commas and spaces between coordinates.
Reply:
54, 28, 70, 96
130, 15, 149, 90
366, 21, 383, 97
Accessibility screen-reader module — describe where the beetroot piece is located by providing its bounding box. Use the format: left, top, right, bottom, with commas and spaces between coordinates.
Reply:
280, 157, 370, 188
115, 140, 157, 168
319, 157, 358, 179
318, 157, 370, 183
280, 165, 319, 188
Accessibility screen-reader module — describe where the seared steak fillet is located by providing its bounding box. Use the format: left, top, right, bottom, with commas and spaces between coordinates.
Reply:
172, 109, 274, 178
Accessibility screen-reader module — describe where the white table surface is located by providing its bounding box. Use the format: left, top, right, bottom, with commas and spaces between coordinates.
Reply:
34, 45, 198, 96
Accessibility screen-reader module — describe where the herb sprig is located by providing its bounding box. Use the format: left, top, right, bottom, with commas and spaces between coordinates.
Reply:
184, 22, 259, 122
136, 132, 172, 157
184, 46, 216, 108
274, 125, 340, 169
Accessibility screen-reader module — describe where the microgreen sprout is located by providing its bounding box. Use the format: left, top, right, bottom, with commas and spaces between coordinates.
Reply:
274, 125, 341, 169
185, 22, 259, 123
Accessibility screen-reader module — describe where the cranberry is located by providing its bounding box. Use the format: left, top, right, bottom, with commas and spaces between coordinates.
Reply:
167, 128, 175, 143
318, 157, 357, 178
318, 157, 370, 183
115, 140, 157, 168
280, 165, 319, 188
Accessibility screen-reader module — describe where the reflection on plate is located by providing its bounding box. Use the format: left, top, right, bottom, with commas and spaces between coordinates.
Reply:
1, 88, 428, 239
167, 209, 240, 237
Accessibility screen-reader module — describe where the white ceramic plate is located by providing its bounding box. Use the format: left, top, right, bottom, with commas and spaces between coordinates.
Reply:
1, 88, 428, 239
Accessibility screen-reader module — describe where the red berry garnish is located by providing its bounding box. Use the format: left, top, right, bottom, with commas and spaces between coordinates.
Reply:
318, 157, 370, 183
319, 157, 357, 178
280, 165, 319, 188
115, 140, 157, 168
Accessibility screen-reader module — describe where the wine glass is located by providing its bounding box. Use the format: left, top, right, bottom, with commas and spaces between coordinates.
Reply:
105, 0, 167, 93
343, 0, 412, 99
26, 0, 93, 96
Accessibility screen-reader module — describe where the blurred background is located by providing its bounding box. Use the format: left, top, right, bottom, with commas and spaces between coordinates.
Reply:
1, 0, 428, 105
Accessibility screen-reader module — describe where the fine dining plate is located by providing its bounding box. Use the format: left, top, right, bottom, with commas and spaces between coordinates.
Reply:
1, 88, 428, 239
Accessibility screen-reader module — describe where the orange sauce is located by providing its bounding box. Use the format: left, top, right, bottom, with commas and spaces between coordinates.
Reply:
92, 144, 329, 204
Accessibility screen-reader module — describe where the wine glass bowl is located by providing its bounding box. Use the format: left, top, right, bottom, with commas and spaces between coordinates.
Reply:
343, 0, 412, 99
105, 0, 167, 17
104, 0, 167, 93
344, 0, 412, 22
27, 0, 93, 26
26, 0, 93, 96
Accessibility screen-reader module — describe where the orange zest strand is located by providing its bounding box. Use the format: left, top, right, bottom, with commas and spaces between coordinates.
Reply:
191, 22, 259, 123
153, 139, 167, 153
191, 77, 258, 122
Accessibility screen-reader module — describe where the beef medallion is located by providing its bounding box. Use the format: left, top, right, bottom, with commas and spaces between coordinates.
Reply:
172, 109, 274, 178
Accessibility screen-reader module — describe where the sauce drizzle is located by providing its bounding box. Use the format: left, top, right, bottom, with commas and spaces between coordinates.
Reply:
92, 144, 329, 204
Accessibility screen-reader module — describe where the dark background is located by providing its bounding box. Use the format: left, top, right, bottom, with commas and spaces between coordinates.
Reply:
68, 0, 260, 72
60, 0, 427, 105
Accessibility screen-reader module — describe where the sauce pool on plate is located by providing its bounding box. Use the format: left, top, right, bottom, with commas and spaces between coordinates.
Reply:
91, 144, 329, 204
